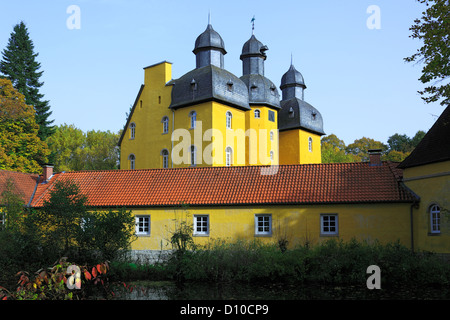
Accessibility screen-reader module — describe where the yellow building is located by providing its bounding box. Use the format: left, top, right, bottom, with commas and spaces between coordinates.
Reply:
399, 105, 450, 253
118, 23, 324, 170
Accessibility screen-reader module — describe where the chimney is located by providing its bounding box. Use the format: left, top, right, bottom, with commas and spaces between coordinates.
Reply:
368, 149, 382, 166
42, 164, 54, 181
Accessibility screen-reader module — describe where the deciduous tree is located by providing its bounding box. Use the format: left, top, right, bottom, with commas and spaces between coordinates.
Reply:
0, 78, 49, 173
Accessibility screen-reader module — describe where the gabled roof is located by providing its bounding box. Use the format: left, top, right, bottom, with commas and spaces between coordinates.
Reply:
399, 106, 450, 169
29, 162, 416, 208
0, 170, 41, 206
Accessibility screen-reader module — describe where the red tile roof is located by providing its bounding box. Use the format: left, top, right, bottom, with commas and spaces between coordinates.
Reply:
0, 170, 41, 206
29, 162, 417, 208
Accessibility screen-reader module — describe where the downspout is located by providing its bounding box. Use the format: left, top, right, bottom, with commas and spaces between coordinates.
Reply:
410, 203, 415, 253
172, 110, 175, 168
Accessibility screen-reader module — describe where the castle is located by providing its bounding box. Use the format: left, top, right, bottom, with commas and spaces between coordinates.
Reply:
1, 20, 449, 258
118, 22, 324, 170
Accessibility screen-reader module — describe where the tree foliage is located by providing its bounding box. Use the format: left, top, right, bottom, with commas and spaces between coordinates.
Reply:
0, 21, 54, 139
0, 78, 50, 173
46, 124, 120, 172
32, 179, 135, 263
404, 0, 450, 106
321, 131, 426, 163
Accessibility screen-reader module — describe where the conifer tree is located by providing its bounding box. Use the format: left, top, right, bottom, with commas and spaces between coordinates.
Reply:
0, 21, 54, 140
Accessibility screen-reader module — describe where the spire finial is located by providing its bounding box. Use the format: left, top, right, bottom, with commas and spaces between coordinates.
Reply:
251, 15, 255, 34
208, 10, 211, 25
290, 53, 293, 66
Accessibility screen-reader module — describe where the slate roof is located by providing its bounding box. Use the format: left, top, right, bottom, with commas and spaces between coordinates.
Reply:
27, 162, 416, 208
399, 106, 450, 169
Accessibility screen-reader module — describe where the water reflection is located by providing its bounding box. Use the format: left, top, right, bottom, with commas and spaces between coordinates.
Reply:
111, 281, 450, 300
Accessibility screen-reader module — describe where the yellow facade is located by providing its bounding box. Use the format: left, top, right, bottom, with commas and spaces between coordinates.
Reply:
279, 129, 322, 165
120, 62, 287, 170
403, 160, 450, 254
131, 203, 412, 251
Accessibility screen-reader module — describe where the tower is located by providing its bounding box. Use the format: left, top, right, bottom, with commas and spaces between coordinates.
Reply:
239, 33, 280, 165
278, 62, 325, 164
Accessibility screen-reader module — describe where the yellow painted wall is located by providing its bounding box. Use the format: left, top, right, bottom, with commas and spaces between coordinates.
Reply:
403, 160, 450, 253
130, 203, 412, 251
246, 107, 279, 166
279, 129, 322, 165
120, 62, 173, 170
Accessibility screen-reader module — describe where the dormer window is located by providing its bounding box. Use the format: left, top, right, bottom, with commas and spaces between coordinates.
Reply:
190, 79, 197, 90
312, 112, 317, 121
289, 107, 294, 119
227, 80, 233, 92
269, 84, 276, 96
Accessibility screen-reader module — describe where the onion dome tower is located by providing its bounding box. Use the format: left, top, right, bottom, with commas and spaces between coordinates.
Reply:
239, 34, 280, 109
278, 62, 324, 135
169, 23, 249, 110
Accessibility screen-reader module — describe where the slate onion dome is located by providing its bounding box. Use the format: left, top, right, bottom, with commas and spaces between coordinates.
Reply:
278, 62, 325, 135
169, 23, 250, 110
239, 34, 280, 109
280, 63, 306, 101
193, 23, 227, 69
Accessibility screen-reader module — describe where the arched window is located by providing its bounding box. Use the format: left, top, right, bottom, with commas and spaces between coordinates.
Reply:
225, 146, 233, 166
226, 111, 232, 129
128, 154, 135, 170
161, 149, 169, 169
270, 130, 274, 141
162, 116, 169, 134
129, 123, 136, 139
190, 145, 197, 166
430, 204, 441, 234
189, 111, 197, 129
270, 150, 274, 162
308, 137, 313, 152
254, 109, 260, 119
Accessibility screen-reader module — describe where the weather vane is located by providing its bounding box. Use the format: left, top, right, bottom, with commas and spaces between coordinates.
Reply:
251, 15, 255, 34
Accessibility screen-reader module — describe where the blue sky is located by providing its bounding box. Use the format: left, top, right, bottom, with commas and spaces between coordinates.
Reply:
0, 0, 444, 145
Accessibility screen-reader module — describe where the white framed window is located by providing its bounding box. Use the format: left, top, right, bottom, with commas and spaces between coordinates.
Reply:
189, 111, 197, 129
255, 214, 272, 236
161, 149, 169, 169
430, 204, 441, 234
321, 214, 338, 236
135, 215, 150, 236
308, 137, 313, 152
270, 130, 274, 141
254, 109, 260, 119
128, 154, 136, 170
193, 215, 209, 236
162, 116, 169, 134
190, 145, 197, 166
225, 146, 233, 166
268, 110, 275, 122
270, 150, 274, 162
226, 111, 232, 129
129, 122, 136, 139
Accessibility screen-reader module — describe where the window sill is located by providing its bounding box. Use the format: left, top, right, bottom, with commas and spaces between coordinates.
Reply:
320, 233, 339, 237
428, 232, 441, 236
255, 233, 272, 237
193, 234, 209, 237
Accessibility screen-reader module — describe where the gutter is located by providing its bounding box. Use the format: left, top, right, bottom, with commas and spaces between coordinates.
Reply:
26, 175, 41, 208
400, 181, 421, 253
